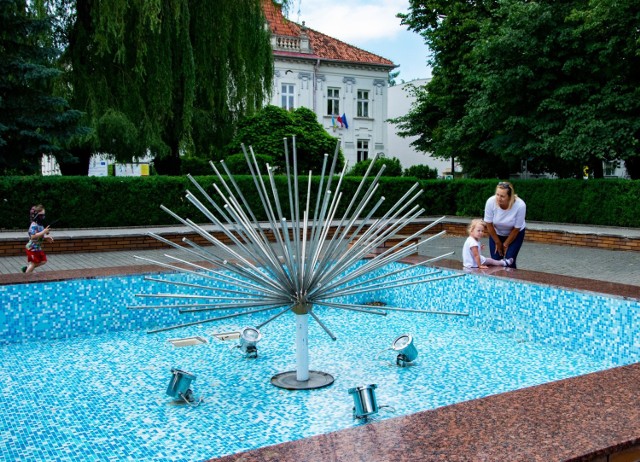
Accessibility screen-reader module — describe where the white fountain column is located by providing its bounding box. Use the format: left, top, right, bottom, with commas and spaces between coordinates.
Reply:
295, 314, 309, 381
293, 303, 310, 382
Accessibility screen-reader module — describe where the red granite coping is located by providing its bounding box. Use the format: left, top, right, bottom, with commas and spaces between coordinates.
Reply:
212, 363, 640, 462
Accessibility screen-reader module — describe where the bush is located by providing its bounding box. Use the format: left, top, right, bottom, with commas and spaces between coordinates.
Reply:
0, 176, 638, 229
404, 164, 438, 180
223, 153, 274, 175
348, 157, 403, 177
180, 156, 215, 176
227, 106, 344, 174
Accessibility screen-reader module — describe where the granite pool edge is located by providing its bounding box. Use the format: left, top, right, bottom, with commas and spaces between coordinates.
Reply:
212, 363, 640, 462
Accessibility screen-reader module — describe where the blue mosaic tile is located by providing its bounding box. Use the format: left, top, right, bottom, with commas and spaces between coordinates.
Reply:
0, 263, 639, 461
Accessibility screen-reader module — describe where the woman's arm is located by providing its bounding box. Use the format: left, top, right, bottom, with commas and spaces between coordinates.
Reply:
486, 223, 504, 256
502, 227, 520, 253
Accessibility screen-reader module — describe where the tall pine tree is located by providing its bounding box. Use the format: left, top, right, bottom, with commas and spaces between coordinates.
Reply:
0, 0, 84, 175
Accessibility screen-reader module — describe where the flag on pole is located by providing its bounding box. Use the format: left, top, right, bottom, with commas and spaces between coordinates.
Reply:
341, 113, 348, 129
331, 115, 336, 130
336, 115, 344, 128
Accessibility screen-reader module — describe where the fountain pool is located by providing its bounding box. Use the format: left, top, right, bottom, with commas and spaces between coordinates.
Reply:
1, 264, 638, 461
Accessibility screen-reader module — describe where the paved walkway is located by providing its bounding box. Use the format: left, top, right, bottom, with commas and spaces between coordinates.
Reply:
0, 221, 638, 288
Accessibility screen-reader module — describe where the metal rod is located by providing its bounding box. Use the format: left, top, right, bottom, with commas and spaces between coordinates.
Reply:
376, 306, 469, 316
147, 305, 286, 334
256, 306, 292, 329
315, 301, 388, 316
320, 273, 466, 298
180, 301, 289, 314
309, 309, 337, 340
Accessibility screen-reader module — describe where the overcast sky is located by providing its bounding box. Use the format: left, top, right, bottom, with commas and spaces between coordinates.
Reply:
288, 0, 433, 82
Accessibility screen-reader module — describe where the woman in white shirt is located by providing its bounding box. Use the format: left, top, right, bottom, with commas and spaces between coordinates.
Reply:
483, 181, 526, 268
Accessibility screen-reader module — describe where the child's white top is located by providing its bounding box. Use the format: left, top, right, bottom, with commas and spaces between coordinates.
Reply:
462, 236, 486, 268
484, 196, 526, 236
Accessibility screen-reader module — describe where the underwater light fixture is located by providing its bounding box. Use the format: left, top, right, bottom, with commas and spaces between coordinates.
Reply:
392, 334, 418, 366
166, 368, 197, 404
348, 384, 379, 421
238, 327, 262, 358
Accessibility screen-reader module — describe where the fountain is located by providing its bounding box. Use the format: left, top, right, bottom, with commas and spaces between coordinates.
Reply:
131, 138, 465, 389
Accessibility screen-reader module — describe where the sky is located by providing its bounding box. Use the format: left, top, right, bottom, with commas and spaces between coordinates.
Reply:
287, 0, 433, 83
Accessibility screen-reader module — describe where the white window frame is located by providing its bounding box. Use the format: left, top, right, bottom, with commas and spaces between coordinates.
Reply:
327, 87, 340, 116
357, 90, 369, 118
357, 140, 369, 162
281, 83, 295, 110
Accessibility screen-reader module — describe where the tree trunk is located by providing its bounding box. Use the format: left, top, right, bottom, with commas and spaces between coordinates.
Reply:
56, 147, 91, 176
624, 158, 640, 180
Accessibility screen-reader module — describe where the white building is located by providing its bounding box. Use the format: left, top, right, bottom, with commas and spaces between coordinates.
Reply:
263, 0, 396, 167
387, 79, 454, 176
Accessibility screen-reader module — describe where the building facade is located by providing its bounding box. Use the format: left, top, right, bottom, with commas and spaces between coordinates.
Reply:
387, 79, 455, 177
263, 0, 396, 167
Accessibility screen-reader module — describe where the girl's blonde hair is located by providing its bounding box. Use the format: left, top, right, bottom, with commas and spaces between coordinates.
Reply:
467, 218, 486, 235
495, 181, 518, 209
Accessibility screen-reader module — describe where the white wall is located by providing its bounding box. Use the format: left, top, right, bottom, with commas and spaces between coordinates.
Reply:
271, 59, 390, 168
387, 79, 453, 176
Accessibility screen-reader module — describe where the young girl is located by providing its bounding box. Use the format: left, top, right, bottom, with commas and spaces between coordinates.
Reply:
463, 219, 513, 269
23, 204, 54, 273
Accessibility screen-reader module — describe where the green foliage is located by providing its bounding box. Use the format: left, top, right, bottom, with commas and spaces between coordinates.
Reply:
180, 156, 214, 176
57, 0, 273, 175
398, 0, 640, 179
348, 157, 403, 177
96, 110, 140, 163
223, 153, 274, 175
228, 106, 344, 174
404, 164, 438, 180
0, 0, 85, 175
3, 176, 638, 230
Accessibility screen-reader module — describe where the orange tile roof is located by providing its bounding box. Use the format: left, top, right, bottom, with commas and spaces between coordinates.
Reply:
262, 0, 395, 68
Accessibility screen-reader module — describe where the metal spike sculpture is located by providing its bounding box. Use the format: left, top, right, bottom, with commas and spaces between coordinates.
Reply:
130, 137, 465, 389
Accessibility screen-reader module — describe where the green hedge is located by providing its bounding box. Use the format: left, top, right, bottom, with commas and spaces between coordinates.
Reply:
1, 176, 638, 230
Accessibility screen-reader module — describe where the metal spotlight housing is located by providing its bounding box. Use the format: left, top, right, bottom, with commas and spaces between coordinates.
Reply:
239, 327, 262, 358
392, 334, 418, 366
348, 384, 379, 420
166, 368, 196, 402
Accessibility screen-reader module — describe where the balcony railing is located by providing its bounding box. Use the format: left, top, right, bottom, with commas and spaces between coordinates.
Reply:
272, 34, 311, 53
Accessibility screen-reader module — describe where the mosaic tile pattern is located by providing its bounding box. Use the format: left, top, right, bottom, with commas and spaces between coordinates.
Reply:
1, 264, 639, 461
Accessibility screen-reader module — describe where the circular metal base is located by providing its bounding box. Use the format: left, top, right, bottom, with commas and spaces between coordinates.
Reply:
271, 370, 335, 390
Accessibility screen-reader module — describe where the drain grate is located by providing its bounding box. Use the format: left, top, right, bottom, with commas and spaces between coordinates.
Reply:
168, 336, 207, 347
213, 331, 240, 341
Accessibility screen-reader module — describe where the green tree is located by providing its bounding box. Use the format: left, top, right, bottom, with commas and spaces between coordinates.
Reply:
397, 0, 640, 179
0, 0, 84, 175
404, 164, 438, 180
396, 1, 503, 178
228, 105, 344, 174
467, 0, 640, 178
56, 0, 274, 175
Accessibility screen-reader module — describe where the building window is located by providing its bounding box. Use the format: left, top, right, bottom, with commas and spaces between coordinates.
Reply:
604, 161, 617, 177
357, 90, 369, 118
327, 88, 340, 115
357, 140, 369, 162
281, 84, 295, 110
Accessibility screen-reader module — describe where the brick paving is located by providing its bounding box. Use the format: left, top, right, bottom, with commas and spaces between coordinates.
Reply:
0, 226, 637, 289
420, 235, 640, 287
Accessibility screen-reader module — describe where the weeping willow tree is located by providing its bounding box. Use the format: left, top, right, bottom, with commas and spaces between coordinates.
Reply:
56, 0, 275, 174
